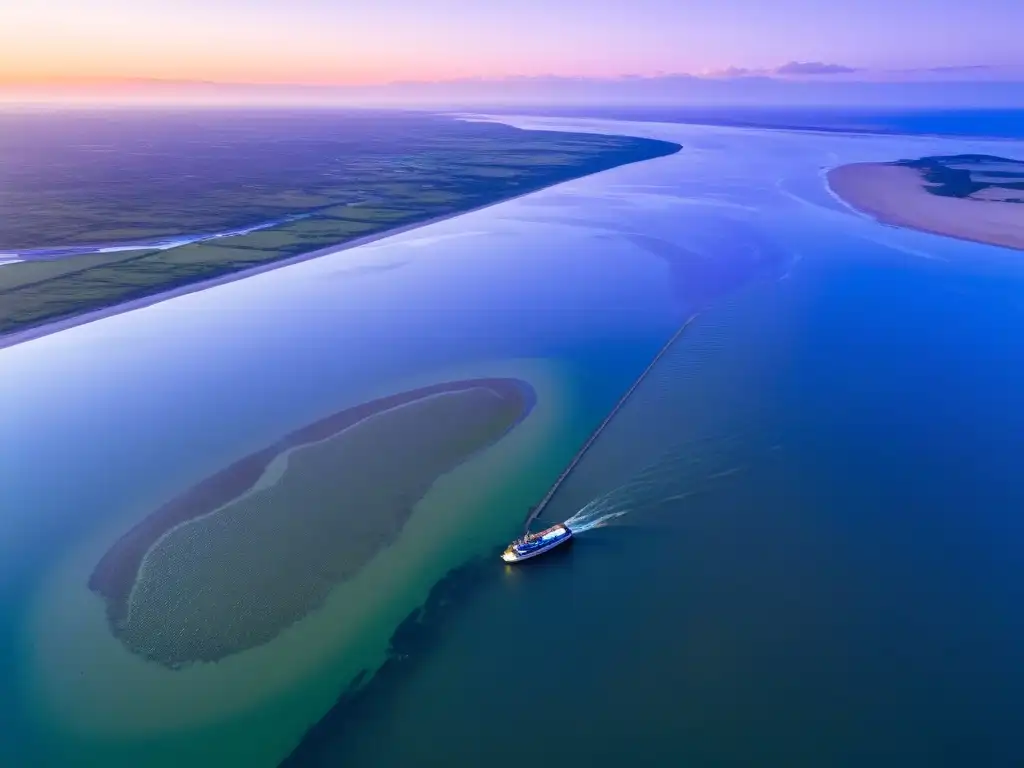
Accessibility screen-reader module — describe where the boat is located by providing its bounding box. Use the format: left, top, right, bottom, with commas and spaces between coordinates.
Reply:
501, 523, 572, 563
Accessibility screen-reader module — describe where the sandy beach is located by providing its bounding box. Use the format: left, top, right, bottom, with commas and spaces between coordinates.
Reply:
828, 162, 1024, 252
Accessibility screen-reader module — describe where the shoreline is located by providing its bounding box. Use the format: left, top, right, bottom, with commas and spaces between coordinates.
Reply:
0, 134, 680, 351
0, 199, 532, 350
826, 161, 1024, 253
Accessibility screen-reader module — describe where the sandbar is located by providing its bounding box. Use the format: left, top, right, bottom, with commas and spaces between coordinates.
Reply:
828, 161, 1024, 252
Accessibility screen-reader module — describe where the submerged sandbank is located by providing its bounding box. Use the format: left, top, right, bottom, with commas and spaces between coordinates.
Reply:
89, 378, 534, 667
27, 358, 570, 762
828, 158, 1024, 252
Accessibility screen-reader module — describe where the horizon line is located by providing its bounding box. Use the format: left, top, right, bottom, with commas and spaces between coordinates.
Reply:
4, 64, 1024, 91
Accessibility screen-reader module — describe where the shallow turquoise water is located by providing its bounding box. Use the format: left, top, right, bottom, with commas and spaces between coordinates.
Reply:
3, 115, 1024, 765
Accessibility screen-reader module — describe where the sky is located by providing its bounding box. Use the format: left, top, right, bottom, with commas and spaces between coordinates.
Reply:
2, 0, 1024, 86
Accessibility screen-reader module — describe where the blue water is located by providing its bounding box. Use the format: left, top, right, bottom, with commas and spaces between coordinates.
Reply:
3, 108, 1024, 766
339, 246, 1024, 764
482, 107, 1024, 140
292, 114, 1024, 767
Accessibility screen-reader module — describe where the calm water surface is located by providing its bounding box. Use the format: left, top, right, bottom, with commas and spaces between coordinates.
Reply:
3, 113, 1024, 766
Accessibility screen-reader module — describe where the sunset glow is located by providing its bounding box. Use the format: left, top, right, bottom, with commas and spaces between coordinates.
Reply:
3, 0, 1024, 88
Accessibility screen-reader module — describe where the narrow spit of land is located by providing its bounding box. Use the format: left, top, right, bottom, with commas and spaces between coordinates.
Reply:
524, 313, 700, 533
0, 111, 680, 342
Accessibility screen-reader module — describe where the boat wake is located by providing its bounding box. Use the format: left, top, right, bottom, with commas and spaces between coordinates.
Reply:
562, 444, 700, 533
563, 498, 632, 533
562, 434, 753, 535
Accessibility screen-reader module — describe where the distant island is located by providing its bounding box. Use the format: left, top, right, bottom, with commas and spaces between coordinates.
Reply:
0, 111, 680, 340
88, 377, 535, 668
827, 154, 1024, 252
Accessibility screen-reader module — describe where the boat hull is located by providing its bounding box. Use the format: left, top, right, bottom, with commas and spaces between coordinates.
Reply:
501, 524, 572, 563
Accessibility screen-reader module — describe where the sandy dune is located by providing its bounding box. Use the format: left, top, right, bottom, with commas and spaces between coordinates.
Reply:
828, 163, 1024, 252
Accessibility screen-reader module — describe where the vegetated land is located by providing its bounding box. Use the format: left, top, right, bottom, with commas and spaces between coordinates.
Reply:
826, 154, 1024, 254
894, 154, 1024, 202
0, 110, 680, 337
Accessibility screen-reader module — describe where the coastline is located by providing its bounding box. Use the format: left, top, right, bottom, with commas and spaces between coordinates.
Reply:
0, 135, 680, 351
0, 199, 538, 350
826, 161, 1024, 252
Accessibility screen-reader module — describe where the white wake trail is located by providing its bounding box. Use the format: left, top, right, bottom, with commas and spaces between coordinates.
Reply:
560, 434, 751, 535
563, 499, 631, 533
